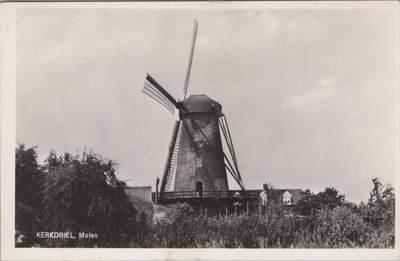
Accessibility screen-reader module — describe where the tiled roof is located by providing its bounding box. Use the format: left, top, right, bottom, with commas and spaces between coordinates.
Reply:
263, 184, 303, 205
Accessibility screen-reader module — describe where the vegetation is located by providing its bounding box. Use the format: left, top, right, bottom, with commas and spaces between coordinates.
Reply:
15, 144, 136, 247
136, 179, 394, 248
15, 144, 44, 247
15, 143, 395, 248
295, 187, 346, 216
136, 191, 394, 248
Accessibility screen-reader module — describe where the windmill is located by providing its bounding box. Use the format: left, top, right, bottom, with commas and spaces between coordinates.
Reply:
142, 19, 245, 200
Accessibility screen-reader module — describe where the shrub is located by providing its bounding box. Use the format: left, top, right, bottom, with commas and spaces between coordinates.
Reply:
40, 151, 136, 247
15, 144, 45, 247
293, 206, 369, 248
15, 145, 137, 248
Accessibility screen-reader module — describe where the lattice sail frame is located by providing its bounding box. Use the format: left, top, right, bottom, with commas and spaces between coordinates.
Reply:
183, 19, 198, 99
143, 74, 177, 114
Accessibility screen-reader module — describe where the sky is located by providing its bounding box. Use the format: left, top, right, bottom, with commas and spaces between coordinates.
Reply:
16, 6, 398, 203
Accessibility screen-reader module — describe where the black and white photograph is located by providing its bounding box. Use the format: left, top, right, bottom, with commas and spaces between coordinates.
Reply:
0, 1, 399, 260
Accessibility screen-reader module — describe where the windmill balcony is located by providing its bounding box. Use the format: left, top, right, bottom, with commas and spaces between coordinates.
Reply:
153, 190, 262, 204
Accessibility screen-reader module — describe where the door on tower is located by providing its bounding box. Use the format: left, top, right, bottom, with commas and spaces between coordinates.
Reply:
196, 181, 203, 198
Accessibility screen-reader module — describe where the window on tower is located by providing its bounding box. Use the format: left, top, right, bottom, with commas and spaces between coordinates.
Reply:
194, 130, 202, 142
196, 157, 203, 168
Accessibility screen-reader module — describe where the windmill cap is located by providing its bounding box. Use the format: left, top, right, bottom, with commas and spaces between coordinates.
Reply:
179, 94, 222, 116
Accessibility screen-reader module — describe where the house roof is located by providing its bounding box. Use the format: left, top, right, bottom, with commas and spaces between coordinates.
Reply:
277, 189, 302, 204
263, 183, 303, 204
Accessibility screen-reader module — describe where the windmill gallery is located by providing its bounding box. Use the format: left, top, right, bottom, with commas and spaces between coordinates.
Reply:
128, 20, 302, 217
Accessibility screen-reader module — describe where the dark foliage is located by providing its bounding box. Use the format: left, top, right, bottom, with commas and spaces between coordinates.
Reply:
295, 187, 345, 216
15, 145, 137, 247
15, 144, 395, 248
15, 144, 44, 247
136, 180, 394, 248
40, 151, 136, 247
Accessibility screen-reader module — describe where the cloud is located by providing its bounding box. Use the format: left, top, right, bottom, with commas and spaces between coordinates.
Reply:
319, 76, 336, 87
283, 77, 339, 112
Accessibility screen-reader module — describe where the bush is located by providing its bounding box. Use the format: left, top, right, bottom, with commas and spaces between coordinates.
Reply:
295, 187, 345, 216
293, 206, 369, 248
16, 144, 395, 248
140, 204, 300, 248
15, 145, 137, 247
40, 151, 136, 247
15, 144, 45, 247
136, 179, 395, 249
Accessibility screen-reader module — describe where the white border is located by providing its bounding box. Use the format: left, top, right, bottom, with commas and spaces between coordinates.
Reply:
1, 1, 399, 260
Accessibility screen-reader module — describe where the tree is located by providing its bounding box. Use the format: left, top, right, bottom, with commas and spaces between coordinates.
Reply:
358, 178, 395, 231
15, 144, 44, 210
295, 187, 345, 216
316, 187, 345, 209
15, 143, 44, 247
40, 150, 137, 247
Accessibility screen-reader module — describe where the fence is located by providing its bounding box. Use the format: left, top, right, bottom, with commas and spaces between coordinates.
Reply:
126, 186, 152, 201
156, 190, 262, 202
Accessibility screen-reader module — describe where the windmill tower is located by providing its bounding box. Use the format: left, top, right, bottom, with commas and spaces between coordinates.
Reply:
142, 20, 244, 200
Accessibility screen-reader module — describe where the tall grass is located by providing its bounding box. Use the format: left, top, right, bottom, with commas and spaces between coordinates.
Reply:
132, 201, 394, 248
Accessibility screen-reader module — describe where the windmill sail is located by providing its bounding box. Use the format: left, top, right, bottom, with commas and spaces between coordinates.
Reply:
142, 19, 246, 198
219, 115, 245, 190
161, 121, 182, 193
181, 101, 245, 190
183, 19, 198, 99
143, 74, 177, 114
